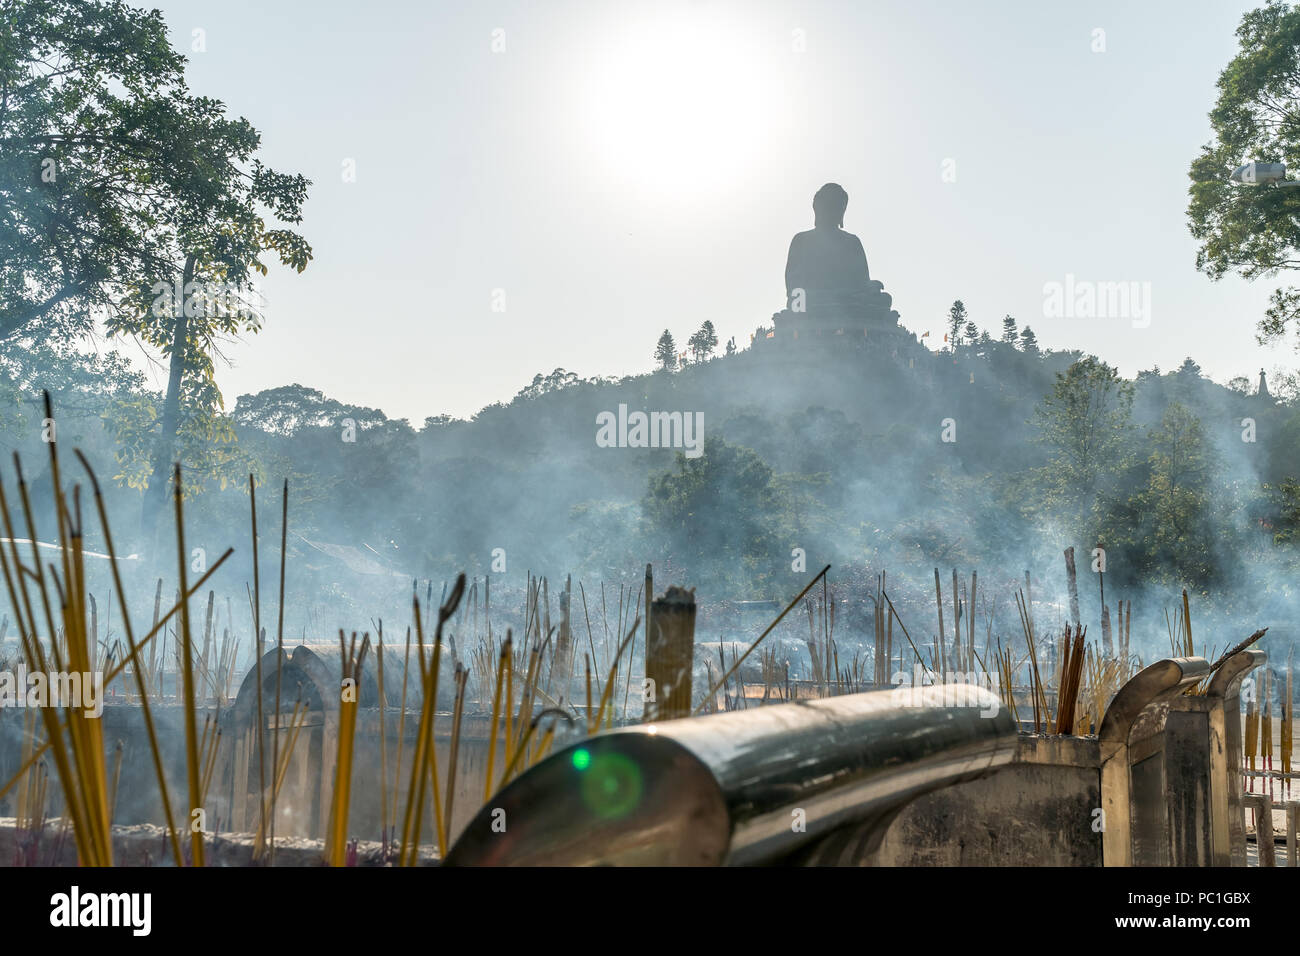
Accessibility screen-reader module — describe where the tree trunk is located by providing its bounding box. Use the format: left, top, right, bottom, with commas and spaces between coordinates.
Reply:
141, 254, 196, 546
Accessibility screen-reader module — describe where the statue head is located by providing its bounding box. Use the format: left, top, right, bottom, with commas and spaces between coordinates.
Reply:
813, 182, 848, 229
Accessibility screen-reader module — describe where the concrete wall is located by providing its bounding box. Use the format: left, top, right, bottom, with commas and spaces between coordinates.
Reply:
875, 735, 1102, 866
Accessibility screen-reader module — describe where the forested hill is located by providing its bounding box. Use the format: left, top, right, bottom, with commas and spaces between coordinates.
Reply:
223, 328, 1294, 612
3, 326, 1296, 641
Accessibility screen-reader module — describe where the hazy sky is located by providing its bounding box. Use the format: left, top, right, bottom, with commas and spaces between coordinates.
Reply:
142, 0, 1292, 422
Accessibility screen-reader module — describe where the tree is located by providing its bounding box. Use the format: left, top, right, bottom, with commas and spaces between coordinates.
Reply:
1001, 314, 1018, 343
232, 384, 390, 438
0, 338, 145, 422
1265, 405, 1300, 482
1031, 357, 1135, 529
0, 337, 150, 481
1271, 476, 1300, 543
1019, 326, 1040, 354
642, 437, 781, 591
654, 329, 678, 371
963, 319, 979, 346
946, 301, 967, 352
514, 368, 580, 401
1188, 2, 1300, 348
0, 0, 312, 537
1, 1, 178, 341
1133, 403, 1217, 583
725, 336, 737, 356
688, 320, 719, 363
231, 383, 417, 547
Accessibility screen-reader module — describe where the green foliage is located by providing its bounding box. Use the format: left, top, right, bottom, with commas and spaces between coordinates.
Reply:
232, 383, 390, 437
1128, 403, 1217, 584
1, 0, 311, 342
1267, 405, 1300, 481
1, 0, 181, 339
654, 329, 677, 371
1019, 326, 1039, 353
1271, 476, 1300, 542
0, 339, 145, 431
515, 368, 580, 401
946, 300, 967, 352
230, 383, 419, 558
0, 340, 150, 501
642, 437, 782, 594
565, 499, 640, 575
1188, 1, 1300, 347
0, 0, 313, 511
104, 395, 158, 491
687, 321, 719, 363
1031, 357, 1135, 533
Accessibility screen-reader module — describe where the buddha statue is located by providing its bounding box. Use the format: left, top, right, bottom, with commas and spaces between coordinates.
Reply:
774, 183, 897, 339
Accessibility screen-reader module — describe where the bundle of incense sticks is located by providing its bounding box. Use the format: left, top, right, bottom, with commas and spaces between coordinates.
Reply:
1054, 624, 1086, 734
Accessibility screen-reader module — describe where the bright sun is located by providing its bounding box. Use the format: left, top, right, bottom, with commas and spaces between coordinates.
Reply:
571, 12, 778, 201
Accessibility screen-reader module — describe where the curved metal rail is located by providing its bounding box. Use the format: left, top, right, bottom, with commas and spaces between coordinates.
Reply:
446, 683, 1016, 866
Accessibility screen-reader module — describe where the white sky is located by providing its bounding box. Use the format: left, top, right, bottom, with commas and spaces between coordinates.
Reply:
141, 0, 1294, 422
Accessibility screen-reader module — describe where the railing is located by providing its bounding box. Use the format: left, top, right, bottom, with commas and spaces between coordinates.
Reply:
445, 683, 1017, 866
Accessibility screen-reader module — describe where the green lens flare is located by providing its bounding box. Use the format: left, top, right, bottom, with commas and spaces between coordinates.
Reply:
579, 752, 642, 819
571, 747, 592, 771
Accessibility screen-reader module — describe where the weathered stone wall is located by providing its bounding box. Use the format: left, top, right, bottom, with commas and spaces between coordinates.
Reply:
875, 735, 1103, 866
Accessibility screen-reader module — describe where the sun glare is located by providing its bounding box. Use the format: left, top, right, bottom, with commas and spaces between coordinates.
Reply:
571, 12, 778, 201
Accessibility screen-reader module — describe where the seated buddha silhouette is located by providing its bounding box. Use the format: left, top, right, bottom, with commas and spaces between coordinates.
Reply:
781, 183, 892, 330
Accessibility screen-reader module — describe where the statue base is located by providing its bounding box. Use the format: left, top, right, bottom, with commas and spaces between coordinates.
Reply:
769, 304, 901, 342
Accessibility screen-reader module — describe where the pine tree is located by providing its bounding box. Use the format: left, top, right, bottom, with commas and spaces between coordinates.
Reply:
688, 320, 719, 362
947, 301, 967, 352
1001, 314, 1018, 343
1019, 326, 1040, 354
654, 330, 678, 371
964, 319, 979, 346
